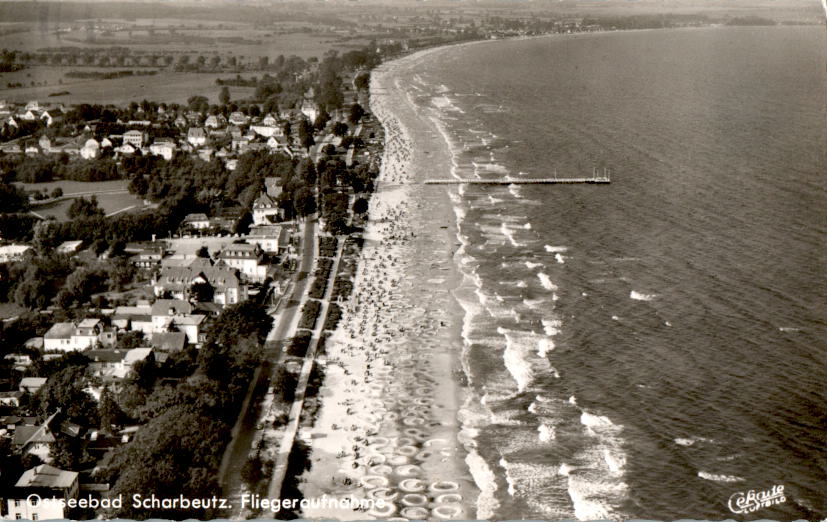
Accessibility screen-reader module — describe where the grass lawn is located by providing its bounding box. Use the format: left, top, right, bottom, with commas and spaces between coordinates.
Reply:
32, 191, 146, 221
18, 179, 128, 195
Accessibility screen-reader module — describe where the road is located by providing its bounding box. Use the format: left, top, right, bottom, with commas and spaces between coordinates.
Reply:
219, 217, 317, 515
263, 234, 345, 506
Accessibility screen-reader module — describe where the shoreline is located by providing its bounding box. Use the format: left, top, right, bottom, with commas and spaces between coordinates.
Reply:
294, 24, 746, 520
296, 45, 478, 519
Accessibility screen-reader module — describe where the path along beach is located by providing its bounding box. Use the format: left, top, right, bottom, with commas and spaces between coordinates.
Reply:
298, 46, 490, 520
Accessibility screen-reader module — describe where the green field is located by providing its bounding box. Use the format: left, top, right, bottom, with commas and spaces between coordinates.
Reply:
19, 179, 145, 222
1, 69, 255, 105
18, 179, 128, 194
33, 191, 146, 222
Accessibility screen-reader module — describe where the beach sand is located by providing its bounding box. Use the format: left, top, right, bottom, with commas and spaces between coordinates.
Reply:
297, 49, 480, 520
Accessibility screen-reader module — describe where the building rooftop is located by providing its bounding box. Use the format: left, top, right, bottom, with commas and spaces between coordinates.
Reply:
15, 464, 77, 490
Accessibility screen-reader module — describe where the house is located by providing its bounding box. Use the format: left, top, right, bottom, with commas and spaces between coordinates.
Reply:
0, 245, 32, 263
246, 225, 288, 253
149, 140, 175, 160
80, 138, 100, 159
204, 114, 227, 129
112, 304, 153, 335
131, 246, 165, 269
300, 101, 318, 122
150, 332, 187, 353
150, 299, 199, 336
25, 100, 40, 112
218, 243, 268, 282
40, 110, 54, 126
262, 113, 278, 126
197, 148, 214, 162
183, 213, 211, 230
228, 125, 242, 140
5, 464, 79, 521
122, 129, 147, 148
187, 127, 207, 147
88, 348, 153, 380
56, 240, 83, 255
252, 193, 280, 225
19, 377, 47, 394
251, 124, 282, 138
266, 135, 291, 156
115, 142, 136, 155
43, 322, 75, 351
231, 137, 250, 153
153, 259, 246, 305
12, 412, 58, 461
72, 318, 102, 349
20, 110, 38, 121
43, 319, 104, 352
0, 391, 24, 407
228, 111, 249, 126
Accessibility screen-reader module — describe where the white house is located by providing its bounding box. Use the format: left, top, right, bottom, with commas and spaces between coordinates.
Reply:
5, 465, 79, 521
80, 138, 100, 159
300, 101, 318, 122
252, 193, 280, 225
0, 245, 32, 263
218, 243, 268, 282
122, 129, 147, 148
187, 127, 207, 147
183, 213, 211, 230
43, 319, 104, 352
149, 140, 175, 160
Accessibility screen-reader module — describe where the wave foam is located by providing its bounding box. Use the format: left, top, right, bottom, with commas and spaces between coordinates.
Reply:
630, 290, 658, 301
538, 273, 557, 291
544, 245, 569, 253
538, 424, 556, 442
697, 471, 745, 483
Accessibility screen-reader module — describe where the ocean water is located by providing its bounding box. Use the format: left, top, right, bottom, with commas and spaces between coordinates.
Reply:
401, 27, 826, 520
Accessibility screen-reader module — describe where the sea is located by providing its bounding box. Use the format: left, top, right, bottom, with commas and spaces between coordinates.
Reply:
398, 26, 826, 520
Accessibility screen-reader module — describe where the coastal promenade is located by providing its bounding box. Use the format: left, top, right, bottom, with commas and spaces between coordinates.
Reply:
263, 235, 346, 505
220, 218, 316, 518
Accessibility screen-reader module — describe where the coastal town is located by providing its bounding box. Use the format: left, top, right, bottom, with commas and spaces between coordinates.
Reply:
0, 0, 820, 521
0, 36, 388, 519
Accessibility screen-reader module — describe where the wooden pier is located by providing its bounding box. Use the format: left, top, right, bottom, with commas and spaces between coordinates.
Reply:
424, 177, 610, 185
424, 168, 611, 185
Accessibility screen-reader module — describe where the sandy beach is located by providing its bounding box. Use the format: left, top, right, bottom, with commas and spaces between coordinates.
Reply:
297, 49, 480, 519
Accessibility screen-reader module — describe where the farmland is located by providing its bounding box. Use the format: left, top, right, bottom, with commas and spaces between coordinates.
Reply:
1, 68, 255, 105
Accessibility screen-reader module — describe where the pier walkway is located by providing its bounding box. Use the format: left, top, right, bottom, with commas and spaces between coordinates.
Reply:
423, 177, 610, 185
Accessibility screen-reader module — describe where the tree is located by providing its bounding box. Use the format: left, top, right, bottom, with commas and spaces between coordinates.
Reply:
294, 187, 316, 218
234, 211, 253, 235
68, 196, 104, 220
219, 86, 231, 106
314, 108, 330, 131
50, 187, 63, 199
98, 386, 124, 434
348, 102, 365, 125
353, 197, 368, 215
297, 119, 314, 151
354, 72, 370, 91
130, 353, 157, 392
195, 246, 210, 258
241, 455, 263, 487
332, 121, 348, 137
